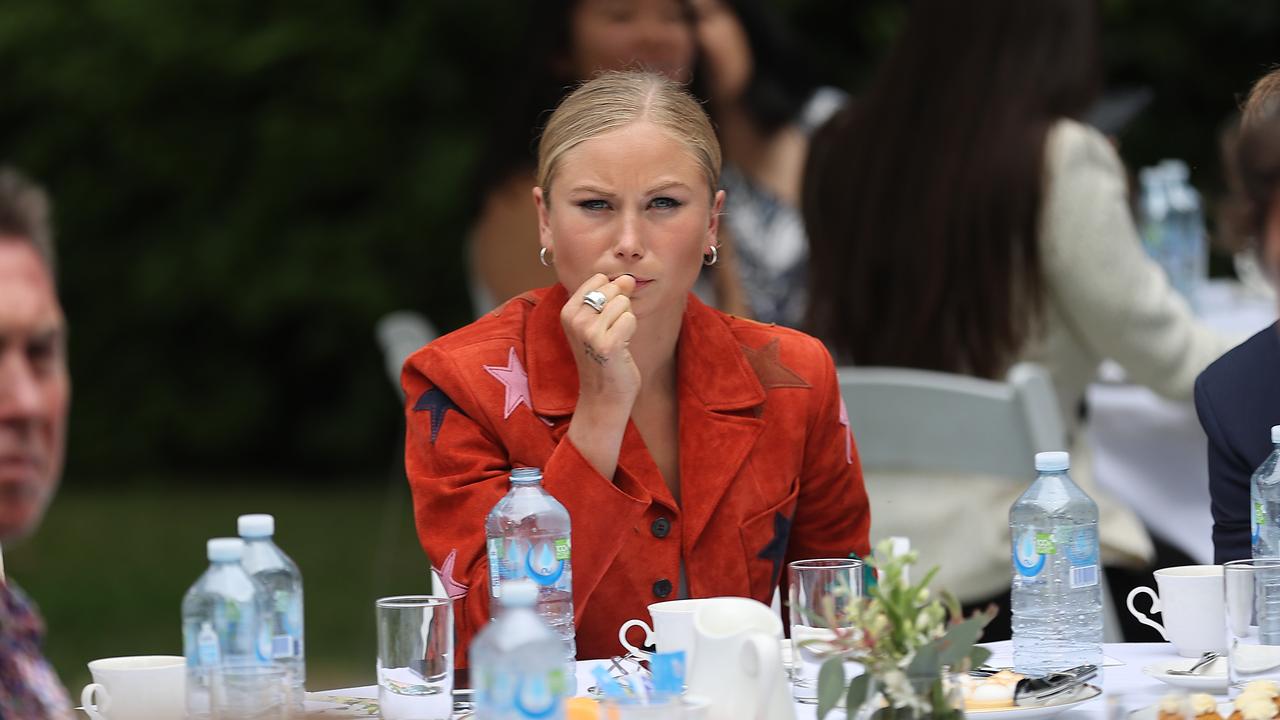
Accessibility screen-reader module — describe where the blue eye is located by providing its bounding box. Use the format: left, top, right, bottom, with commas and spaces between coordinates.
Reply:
577, 199, 610, 211
650, 197, 683, 210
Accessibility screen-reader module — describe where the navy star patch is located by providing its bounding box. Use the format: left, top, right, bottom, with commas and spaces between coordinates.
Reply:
413, 388, 461, 444
757, 511, 793, 587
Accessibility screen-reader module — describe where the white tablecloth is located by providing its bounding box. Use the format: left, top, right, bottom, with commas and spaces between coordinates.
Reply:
314, 642, 1208, 719
1088, 280, 1275, 564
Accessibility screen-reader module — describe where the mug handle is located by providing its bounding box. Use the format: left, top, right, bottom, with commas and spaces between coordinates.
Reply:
1126, 585, 1169, 640
741, 634, 783, 714
81, 682, 111, 720
618, 619, 655, 658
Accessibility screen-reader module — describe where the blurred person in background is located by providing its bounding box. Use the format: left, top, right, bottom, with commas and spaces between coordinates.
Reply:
0, 167, 73, 719
406, 72, 870, 663
1195, 67, 1280, 563
691, 0, 844, 326
803, 0, 1232, 638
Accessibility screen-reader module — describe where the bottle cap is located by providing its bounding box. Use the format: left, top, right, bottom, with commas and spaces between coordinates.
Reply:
207, 537, 245, 562
1035, 451, 1070, 472
499, 579, 539, 608
510, 467, 543, 484
1272, 425, 1280, 444
238, 514, 275, 538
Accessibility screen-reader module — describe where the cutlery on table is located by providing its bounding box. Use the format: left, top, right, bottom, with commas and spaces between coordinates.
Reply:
1014, 664, 1099, 706
1165, 652, 1222, 676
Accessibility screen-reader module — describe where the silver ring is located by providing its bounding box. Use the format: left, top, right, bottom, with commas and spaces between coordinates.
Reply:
582, 290, 607, 313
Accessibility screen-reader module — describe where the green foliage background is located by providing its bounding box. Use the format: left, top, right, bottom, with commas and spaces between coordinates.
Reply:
0, 1, 1275, 480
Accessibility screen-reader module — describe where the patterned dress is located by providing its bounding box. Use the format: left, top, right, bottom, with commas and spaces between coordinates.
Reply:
719, 87, 846, 328
0, 581, 74, 720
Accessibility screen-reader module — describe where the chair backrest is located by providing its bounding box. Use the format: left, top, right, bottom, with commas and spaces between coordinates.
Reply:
837, 362, 1066, 480
375, 310, 438, 398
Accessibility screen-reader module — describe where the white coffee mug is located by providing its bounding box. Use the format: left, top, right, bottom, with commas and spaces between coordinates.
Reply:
80, 655, 186, 720
1126, 564, 1226, 657
617, 598, 709, 666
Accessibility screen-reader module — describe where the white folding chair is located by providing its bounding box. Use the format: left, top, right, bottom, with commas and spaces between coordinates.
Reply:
375, 310, 439, 398
373, 310, 440, 593
837, 362, 1123, 642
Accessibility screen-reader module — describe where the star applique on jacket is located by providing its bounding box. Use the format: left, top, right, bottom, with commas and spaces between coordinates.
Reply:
413, 388, 462, 444
757, 511, 794, 587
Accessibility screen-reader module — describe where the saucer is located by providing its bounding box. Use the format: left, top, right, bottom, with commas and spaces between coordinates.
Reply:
965, 684, 1102, 719
1142, 657, 1229, 693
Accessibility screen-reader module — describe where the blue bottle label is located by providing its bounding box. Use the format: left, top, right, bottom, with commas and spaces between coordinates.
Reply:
1064, 526, 1099, 589
476, 666, 567, 718
1012, 530, 1046, 579
487, 538, 503, 598
488, 537, 573, 594
1255, 499, 1265, 547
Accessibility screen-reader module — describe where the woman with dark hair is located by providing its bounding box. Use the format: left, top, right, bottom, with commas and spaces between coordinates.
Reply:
804, 0, 1231, 635
692, 0, 841, 326
1196, 67, 1280, 564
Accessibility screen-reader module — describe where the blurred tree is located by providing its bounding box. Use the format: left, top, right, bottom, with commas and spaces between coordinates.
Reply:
0, 2, 511, 478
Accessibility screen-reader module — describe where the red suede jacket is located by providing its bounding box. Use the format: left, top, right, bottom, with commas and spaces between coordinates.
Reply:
402, 284, 871, 665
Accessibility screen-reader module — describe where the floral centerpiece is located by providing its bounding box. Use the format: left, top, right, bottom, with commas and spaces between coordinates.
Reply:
811, 539, 995, 720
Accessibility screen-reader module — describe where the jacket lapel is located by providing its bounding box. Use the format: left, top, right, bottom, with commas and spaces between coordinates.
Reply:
525, 287, 767, 525
676, 297, 766, 548
526, 284, 670, 508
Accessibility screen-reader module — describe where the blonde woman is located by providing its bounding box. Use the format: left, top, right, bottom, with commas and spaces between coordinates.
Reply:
404, 71, 870, 663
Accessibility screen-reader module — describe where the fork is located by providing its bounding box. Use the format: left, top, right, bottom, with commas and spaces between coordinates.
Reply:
1166, 651, 1222, 676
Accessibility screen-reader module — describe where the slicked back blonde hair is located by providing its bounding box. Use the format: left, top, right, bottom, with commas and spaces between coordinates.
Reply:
536, 71, 721, 202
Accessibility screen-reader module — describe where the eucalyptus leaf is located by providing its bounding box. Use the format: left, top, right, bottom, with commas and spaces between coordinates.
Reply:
906, 641, 940, 677
846, 671, 873, 715
936, 614, 989, 667
968, 646, 992, 667
817, 656, 847, 719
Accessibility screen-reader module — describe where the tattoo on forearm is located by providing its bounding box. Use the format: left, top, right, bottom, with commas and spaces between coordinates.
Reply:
584, 342, 609, 366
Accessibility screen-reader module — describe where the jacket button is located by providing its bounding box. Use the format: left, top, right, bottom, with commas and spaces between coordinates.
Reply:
651, 517, 671, 538
653, 579, 673, 598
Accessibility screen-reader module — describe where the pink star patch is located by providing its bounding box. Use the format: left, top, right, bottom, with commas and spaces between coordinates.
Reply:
484, 347, 532, 420
438, 549, 468, 601
838, 397, 852, 465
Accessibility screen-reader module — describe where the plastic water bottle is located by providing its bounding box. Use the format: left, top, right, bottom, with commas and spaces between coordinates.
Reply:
1139, 166, 1170, 269
485, 467, 575, 664
1160, 159, 1207, 310
1010, 452, 1104, 676
239, 513, 305, 711
471, 580, 568, 720
1251, 427, 1280, 642
182, 538, 274, 719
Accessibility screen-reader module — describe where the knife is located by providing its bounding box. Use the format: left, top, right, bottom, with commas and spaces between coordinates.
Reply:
1014, 664, 1099, 706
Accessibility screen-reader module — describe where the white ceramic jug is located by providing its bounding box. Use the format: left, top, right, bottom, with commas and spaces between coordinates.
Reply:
687, 597, 794, 720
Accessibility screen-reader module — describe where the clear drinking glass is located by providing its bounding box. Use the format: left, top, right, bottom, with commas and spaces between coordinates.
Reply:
1225, 558, 1280, 694
376, 595, 453, 720
789, 558, 864, 703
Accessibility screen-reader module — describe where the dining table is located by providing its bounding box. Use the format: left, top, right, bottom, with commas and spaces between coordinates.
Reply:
307, 641, 1220, 719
